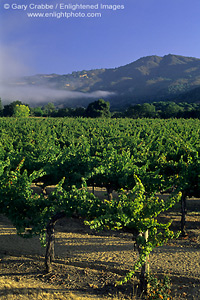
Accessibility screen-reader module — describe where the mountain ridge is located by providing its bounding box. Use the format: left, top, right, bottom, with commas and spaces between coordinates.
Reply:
14, 54, 200, 107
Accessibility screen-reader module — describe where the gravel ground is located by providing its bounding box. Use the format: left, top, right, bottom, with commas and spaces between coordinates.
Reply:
0, 197, 200, 300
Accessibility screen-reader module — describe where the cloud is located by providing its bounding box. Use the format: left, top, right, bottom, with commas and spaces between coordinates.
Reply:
0, 46, 114, 106
0, 83, 114, 105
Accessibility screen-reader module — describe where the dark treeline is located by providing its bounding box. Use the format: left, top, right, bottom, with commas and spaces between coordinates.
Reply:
1, 97, 200, 118
121, 101, 200, 119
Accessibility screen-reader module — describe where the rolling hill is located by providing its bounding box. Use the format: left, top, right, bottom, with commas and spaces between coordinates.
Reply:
13, 54, 200, 108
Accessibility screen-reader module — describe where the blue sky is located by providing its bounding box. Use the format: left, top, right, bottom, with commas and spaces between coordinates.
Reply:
1, 0, 200, 76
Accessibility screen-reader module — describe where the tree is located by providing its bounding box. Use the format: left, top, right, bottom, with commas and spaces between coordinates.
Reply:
87, 176, 181, 295
43, 102, 56, 117
141, 103, 156, 117
3, 100, 23, 117
0, 98, 3, 116
85, 99, 111, 118
32, 106, 43, 117
125, 103, 156, 118
72, 107, 86, 117
161, 102, 183, 118
13, 104, 30, 118
0, 159, 102, 273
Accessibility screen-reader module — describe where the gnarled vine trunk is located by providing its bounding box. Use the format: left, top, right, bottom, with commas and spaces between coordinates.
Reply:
181, 192, 187, 237
137, 230, 149, 296
106, 187, 113, 201
45, 212, 66, 273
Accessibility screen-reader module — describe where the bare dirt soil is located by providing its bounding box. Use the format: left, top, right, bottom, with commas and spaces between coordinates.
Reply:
0, 191, 199, 300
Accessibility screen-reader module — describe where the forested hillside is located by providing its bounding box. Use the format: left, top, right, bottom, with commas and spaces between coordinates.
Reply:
3, 54, 200, 108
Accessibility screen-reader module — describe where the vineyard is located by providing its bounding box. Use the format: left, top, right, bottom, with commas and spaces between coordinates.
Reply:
0, 117, 200, 299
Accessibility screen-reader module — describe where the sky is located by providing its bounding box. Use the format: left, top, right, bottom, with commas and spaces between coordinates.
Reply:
1, 0, 200, 76
0, 0, 200, 104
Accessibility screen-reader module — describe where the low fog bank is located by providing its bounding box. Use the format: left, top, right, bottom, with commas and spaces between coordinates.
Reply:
0, 83, 114, 107
0, 47, 114, 107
